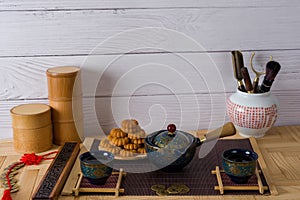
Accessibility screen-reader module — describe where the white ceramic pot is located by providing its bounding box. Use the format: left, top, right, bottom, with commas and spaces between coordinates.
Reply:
226, 90, 278, 138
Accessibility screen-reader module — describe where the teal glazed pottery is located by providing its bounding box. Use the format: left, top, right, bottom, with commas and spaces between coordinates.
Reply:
79, 151, 114, 185
145, 124, 201, 172
222, 148, 258, 184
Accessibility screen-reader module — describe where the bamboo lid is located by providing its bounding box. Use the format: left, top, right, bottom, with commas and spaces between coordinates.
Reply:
10, 104, 51, 129
46, 66, 80, 77
46, 66, 82, 99
11, 104, 50, 115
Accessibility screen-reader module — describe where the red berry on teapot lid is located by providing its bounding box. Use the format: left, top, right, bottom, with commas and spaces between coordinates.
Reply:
167, 124, 176, 133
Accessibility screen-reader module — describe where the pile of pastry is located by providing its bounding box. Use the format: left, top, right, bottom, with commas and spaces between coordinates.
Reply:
100, 119, 147, 157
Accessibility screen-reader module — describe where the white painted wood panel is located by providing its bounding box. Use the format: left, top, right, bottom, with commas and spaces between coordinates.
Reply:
1, 0, 300, 140
1, 90, 300, 139
0, 51, 299, 100
1, 7, 300, 57
1, 0, 299, 10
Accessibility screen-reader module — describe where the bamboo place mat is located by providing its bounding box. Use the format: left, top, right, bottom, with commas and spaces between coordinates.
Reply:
76, 139, 271, 196
119, 139, 269, 196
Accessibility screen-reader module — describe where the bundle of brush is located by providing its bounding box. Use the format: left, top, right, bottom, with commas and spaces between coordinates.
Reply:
231, 51, 281, 93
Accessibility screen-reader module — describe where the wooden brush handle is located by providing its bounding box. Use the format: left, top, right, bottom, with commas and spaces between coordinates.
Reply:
204, 122, 236, 142
231, 51, 244, 80
259, 79, 273, 93
241, 67, 254, 93
237, 81, 246, 92
252, 77, 260, 93
231, 51, 246, 92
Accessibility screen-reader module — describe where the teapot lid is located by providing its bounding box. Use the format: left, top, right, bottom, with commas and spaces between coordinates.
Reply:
152, 124, 192, 148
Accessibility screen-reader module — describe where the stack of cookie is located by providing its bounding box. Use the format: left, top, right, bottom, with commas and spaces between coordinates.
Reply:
100, 119, 147, 157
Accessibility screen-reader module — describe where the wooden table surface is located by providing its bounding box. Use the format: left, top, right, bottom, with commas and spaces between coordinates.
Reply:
1, 125, 300, 200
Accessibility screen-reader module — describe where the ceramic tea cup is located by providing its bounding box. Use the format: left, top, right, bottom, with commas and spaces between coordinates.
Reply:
79, 150, 114, 185
222, 148, 258, 184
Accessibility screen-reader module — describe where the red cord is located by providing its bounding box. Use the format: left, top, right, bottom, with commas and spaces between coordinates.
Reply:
20, 151, 57, 165
1, 151, 58, 200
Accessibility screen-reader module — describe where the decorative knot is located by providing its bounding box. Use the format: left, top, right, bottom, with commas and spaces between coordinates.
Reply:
20, 153, 43, 165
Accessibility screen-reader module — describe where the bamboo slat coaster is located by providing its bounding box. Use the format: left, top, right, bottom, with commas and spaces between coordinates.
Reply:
211, 166, 268, 194
72, 168, 126, 197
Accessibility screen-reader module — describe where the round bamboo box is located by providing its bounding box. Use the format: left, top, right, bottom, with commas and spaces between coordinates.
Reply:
46, 66, 82, 100
10, 104, 53, 153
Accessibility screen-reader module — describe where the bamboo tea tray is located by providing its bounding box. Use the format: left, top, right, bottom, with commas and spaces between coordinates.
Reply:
62, 137, 276, 197
72, 168, 126, 197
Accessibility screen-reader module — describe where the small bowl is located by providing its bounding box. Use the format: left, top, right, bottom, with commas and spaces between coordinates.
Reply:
79, 151, 114, 185
222, 148, 258, 184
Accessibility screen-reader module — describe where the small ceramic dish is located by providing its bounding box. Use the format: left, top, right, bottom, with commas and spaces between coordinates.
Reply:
79, 150, 114, 185
222, 148, 258, 184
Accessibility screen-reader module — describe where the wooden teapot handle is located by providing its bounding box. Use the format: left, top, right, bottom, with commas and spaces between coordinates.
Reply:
204, 122, 236, 142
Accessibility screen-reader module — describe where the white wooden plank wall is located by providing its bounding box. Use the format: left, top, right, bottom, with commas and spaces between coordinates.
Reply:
0, 1, 300, 139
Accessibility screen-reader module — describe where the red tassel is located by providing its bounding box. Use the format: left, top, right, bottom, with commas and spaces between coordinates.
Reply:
1, 190, 12, 200
20, 153, 43, 165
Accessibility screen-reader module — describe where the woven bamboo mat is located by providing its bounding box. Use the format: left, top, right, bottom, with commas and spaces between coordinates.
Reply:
77, 139, 270, 196
119, 139, 269, 195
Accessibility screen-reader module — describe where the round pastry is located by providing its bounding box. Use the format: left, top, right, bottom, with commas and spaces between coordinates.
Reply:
130, 149, 138, 153
110, 128, 127, 138
121, 119, 140, 133
107, 134, 114, 141
121, 119, 138, 126
123, 143, 138, 150
110, 137, 130, 147
99, 138, 112, 149
119, 149, 134, 157
128, 129, 146, 139
105, 146, 121, 155
137, 147, 146, 154
130, 138, 144, 145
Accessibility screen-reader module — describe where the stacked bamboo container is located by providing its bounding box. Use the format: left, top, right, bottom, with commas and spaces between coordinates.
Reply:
47, 66, 83, 145
10, 104, 53, 153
